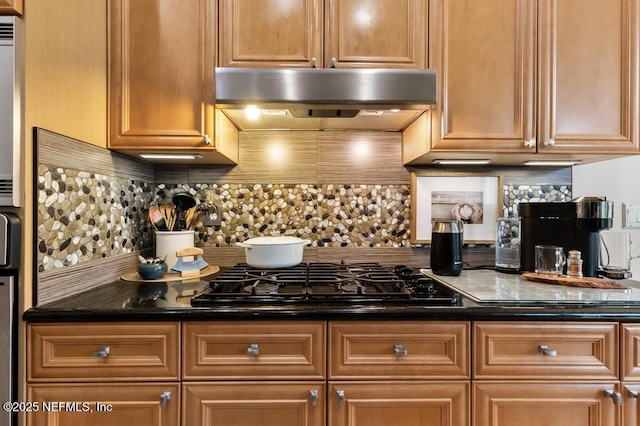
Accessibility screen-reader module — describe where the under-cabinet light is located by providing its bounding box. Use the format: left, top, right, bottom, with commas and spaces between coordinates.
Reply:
523, 160, 580, 166
139, 154, 203, 160
432, 159, 491, 165
244, 105, 261, 120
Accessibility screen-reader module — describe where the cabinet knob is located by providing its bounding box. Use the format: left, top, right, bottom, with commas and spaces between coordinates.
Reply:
544, 138, 555, 147
159, 391, 172, 408
394, 344, 408, 357
524, 139, 536, 148
203, 134, 212, 145
336, 390, 345, 407
247, 343, 260, 356
311, 57, 317, 68
310, 389, 318, 407
604, 390, 622, 405
538, 345, 558, 357
92, 345, 110, 358
330, 57, 337, 68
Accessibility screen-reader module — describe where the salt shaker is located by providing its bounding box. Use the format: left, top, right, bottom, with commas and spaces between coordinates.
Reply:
567, 250, 583, 277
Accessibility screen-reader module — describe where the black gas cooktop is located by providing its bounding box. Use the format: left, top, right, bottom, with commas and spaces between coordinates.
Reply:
190, 262, 462, 307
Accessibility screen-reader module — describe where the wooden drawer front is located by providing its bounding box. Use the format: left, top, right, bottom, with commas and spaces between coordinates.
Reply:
183, 321, 326, 379
329, 321, 470, 379
28, 322, 180, 382
621, 324, 640, 380
474, 322, 618, 380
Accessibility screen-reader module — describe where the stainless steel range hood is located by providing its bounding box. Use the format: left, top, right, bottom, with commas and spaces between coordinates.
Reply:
215, 67, 437, 131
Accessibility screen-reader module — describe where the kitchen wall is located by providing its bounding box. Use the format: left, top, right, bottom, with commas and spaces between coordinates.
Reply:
34, 127, 572, 304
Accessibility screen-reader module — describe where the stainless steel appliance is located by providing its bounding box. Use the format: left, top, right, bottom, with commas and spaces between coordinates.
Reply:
191, 263, 461, 307
0, 16, 23, 207
519, 197, 614, 277
0, 212, 21, 426
215, 67, 437, 131
430, 220, 464, 276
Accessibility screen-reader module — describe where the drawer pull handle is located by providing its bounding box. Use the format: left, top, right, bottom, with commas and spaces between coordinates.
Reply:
544, 138, 555, 147
310, 389, 318, 407
247, 343, 260, 356
629, 389, 639, 399
394, 344, 408, 357
336, 390, 345, 407
524, 139, 536, 148
538, 345, 557, 357
159, 391, 172, 408
92, 345, 110, 358
604, 390, 622, 405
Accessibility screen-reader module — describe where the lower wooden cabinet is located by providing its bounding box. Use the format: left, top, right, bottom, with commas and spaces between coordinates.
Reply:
474, 382, 620, 426
26, 383, 180, 426
328, 381, 469, 426
183, 382, 326, 426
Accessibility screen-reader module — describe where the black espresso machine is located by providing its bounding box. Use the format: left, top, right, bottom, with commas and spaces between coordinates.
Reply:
518, 197, 613, 277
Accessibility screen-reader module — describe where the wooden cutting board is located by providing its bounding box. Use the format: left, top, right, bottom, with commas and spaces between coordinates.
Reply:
522, 272, 628, 289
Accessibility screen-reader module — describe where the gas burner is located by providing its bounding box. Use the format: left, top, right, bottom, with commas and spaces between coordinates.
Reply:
339, 283, 365, 293
191, 263, 462, 307
244, 283, 280, 294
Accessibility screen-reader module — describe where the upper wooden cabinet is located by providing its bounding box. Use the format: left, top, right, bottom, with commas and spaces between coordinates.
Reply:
218, 0, 427, 68
403, 0, 640, 165
0, 0, 22, 15
108, 0, 238, 164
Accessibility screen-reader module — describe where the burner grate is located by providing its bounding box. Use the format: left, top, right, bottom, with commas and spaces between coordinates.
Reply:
190, 263, 461, 307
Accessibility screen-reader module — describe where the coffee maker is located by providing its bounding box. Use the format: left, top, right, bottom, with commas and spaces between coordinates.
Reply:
518, 197, 613, 277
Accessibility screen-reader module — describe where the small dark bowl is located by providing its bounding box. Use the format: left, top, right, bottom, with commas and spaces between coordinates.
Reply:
138, 262, 168, 280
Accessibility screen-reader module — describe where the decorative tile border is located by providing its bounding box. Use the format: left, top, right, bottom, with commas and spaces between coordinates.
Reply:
37, 164, 154, 272
502, 184, 572, 217
158, 183, 412, 248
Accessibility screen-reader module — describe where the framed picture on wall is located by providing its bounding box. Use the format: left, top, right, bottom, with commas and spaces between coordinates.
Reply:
410, 172, 502, 244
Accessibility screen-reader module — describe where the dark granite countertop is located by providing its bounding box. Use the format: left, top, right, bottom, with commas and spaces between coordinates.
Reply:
23, 272, 640, 322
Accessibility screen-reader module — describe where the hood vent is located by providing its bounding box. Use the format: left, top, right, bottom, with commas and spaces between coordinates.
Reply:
215, 67, 437, 131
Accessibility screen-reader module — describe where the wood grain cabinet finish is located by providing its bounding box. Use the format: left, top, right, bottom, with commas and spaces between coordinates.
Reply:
473, 321, 618, 380
28, 322, 180, 382
27, 383, 180, 426
219, 0, 427, 68
183, 382, 326, 426
108, 0, 238, 163
623, 383, 640, 426
328, 381, 469, 426
329, 321, 469, 379
0, 0, 21, 15
404, 0, 639, 164
474, 382, 620, 426
182, 321, 326, 379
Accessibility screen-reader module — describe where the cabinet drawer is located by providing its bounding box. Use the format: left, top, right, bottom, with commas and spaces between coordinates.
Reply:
329, 321, 470, 379
473, 322, 618, 380
621, 323, 640, 380
28, 322, 180, 382
183, 321, 326, 379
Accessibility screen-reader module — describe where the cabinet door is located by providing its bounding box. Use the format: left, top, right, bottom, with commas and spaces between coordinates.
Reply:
0, 0, 21, 15
474, 382, 619, 426
623, 383, 640, 426
109, 0, 216, 150
428, 0, 536, 152
328, 381, 469, 426
538, 0, 640, 153
27, 383, 179, 426
183, 382, 325, 426
325, 0, 427, 68
219, 0, 323, 67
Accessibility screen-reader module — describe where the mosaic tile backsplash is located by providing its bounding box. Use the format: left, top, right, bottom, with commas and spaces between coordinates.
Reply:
37, 164, 154, 272
36, 168, 571, 271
